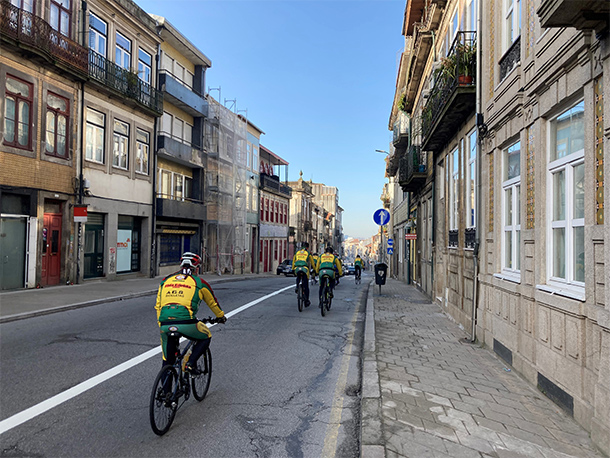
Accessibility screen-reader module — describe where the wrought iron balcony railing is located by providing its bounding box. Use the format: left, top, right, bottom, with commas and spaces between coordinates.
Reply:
260, 173, 292, 197
392, 111, 409, 148
399, 144, 427, 192
0, 0, 88, 75
421, 31, 477, 153
89, 50, 163, 116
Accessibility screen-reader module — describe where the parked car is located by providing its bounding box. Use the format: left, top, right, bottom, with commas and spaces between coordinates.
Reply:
276, 259, 294, 276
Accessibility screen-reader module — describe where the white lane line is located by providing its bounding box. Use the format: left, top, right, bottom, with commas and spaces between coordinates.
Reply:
0, 285, 294, 436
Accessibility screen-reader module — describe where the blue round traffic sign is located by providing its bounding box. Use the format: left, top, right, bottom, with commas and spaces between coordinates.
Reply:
373, 209, 390, 226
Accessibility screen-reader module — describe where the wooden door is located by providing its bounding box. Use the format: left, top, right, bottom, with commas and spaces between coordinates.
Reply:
42, 213, 62, 286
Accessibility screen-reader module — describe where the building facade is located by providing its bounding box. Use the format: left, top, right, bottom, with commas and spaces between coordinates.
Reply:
151, 15, 210, 277
387, 0, 609, 453
258, 145, 290, 273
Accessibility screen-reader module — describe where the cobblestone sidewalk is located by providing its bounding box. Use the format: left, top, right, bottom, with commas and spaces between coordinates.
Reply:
362, 279, 605, 458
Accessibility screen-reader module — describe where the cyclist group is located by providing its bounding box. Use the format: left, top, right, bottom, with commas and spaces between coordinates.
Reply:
291, 242, 365, 308
154, 246, 364, 371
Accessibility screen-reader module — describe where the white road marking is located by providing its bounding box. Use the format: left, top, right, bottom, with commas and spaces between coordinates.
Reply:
0, 285, 293, 436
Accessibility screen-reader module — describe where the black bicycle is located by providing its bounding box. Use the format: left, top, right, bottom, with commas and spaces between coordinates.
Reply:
296, 270, 307, 312
355, 267, 361, 285
319, 273, 333, 317
149, 317, 222, 435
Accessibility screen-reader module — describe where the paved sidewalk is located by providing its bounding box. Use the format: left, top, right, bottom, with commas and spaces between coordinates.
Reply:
0, 272, 273, 323
361, 279, 605, 458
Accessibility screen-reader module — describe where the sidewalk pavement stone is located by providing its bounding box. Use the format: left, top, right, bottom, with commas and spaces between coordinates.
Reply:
361, 278, 605, 458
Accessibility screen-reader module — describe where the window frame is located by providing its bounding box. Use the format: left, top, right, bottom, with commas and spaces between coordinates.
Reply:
501, 140, 521, 278
546, 102, 585, 292
137, 48, 152, 84
88, 12, 107, 57
45, 91, 69, 159
50, 0, 71, 37
503, 0, 521, 53
135, 128, 149, 175
466, 129, 477, 229
85, 107, 105, 163
112, 119, 129, 170
449, 147, 459, 232
115, 31, 131, 70
3, 74, 33, 151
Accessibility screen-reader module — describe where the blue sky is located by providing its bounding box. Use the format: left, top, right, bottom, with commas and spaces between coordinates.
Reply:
137, 0, 404, 239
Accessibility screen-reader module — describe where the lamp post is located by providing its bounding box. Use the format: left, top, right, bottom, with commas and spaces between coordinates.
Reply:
375, 149, 389, 155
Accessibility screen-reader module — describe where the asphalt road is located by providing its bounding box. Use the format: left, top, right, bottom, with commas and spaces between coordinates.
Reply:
0, 275, 369, 458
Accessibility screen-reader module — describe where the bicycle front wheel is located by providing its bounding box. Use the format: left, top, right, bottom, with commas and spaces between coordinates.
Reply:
150, 365, 179, 436
192, 348, 212, 401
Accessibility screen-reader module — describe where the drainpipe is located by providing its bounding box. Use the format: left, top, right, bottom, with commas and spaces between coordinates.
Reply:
470, 0, 484, 343
77, 0, 87, 284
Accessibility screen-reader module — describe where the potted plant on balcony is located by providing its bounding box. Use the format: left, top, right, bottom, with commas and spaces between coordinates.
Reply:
456, 42, 476, 84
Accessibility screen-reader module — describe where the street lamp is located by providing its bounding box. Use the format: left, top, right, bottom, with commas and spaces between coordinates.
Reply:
375, 149, 389, 155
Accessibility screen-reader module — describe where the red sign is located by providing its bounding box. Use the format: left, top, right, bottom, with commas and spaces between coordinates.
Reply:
74, 205, 88, 223
405, 233, 417, 240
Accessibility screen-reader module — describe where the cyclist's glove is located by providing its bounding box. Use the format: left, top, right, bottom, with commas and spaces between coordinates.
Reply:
217, 316, 227, 324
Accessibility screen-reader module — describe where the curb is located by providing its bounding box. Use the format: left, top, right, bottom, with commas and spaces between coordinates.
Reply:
0, 274, 274, 324
361, 282, 384, 458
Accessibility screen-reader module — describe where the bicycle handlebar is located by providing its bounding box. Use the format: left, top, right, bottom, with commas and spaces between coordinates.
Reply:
200, 316, 226, 324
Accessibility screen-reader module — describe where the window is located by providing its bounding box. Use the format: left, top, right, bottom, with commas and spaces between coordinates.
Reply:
46, 92, 69, 158
504, 0, 521, 51
463, 0, 477, 31
173, 117, 184, 142
502, 141, 521, 275
547, 101, 585, 288
4, 75, 33, 150
158, 169, 193, 201
161, 53, 174, 73
466, 130, 477, 228
135, 129, 149, 174
85, 108, 104, 163
89, 12, 106, 57
138, 48, 151, 84
449, 147, 459, 231
113, 119, 129, 169
115, 31, 131, 70
50, 0, 70, 36
11, 0, 34, 12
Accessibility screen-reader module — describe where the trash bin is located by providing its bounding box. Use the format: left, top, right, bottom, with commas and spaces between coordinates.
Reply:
374, 263, 387, 286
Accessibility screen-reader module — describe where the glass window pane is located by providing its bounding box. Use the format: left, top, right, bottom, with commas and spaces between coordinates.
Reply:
505, 187, 513, 225
553, 227, 565, 279
573, 163, 584, 219
515, 185, 521, 224
573, 226, 584, 282
506, 141, 520, 180
18, 101, 29, 146
7, 77, 29, 97
46, 111, 55, 152
116, 32, 131, 51
516, 230, 521, 271
175, 175, 183, 200
90, 13, 106, 34
553, 170, 565, 221
138, 48, 152, 66
50, 5, 59, 30
505, 230, 512, 269
552, 101, 585, 161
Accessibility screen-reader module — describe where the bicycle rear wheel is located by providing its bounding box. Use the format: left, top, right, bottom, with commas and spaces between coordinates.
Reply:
297, 283, 304, 312
320, 278, 328, 317
192, 347, 212, 401
150, 365, 179, 436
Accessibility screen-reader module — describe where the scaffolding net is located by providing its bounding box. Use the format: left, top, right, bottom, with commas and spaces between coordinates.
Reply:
204, 97, 248, 274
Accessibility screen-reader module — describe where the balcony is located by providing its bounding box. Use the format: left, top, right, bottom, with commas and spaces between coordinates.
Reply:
421, 31, 476, 154
156, 197, 205, 221
157, 134, 204, 168
88, 50, 162, 116
260, 173, 292, 198
392, 111, 410, 149
0, 1, 88, 77
159, 71, 208, 117
538, 0, 609, 34
399, 145, 428, 193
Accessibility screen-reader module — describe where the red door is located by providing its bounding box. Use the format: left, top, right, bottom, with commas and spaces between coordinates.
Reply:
42, 213, 62, 286
263, 240, 269, 273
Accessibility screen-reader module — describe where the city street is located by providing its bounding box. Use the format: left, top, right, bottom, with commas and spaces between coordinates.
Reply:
0, 276, 368, 457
